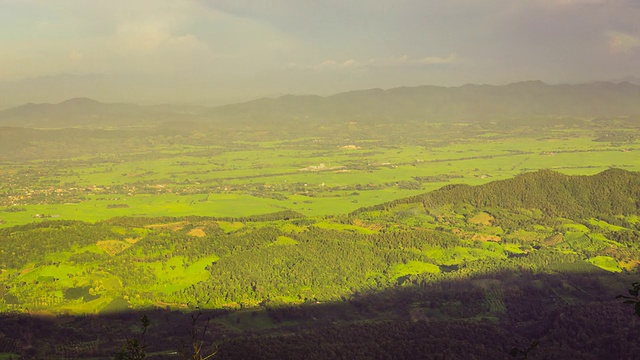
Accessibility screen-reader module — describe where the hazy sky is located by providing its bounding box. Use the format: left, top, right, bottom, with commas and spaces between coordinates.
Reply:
1, 0, 639, 106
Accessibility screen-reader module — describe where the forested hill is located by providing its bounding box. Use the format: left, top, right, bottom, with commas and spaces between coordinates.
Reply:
352, 168, 640, 219
207, 81, 640, 125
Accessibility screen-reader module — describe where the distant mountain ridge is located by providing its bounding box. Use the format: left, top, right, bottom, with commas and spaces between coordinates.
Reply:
1, 81, 640, 128
0, 98, 201, 128
610, 75, 640, 86
208, 80, 640, 126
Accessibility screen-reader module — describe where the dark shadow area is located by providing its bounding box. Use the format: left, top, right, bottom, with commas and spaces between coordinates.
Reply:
1, 269, 639, 359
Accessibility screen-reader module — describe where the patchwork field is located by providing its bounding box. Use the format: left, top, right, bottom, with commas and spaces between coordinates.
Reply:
2, 126, 639, 228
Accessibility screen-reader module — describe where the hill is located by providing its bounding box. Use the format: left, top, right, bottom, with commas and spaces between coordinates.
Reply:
2, 81, 640, 129
207, 81, 640, 126
0, 98, 200, 128
355, 168, 640, 220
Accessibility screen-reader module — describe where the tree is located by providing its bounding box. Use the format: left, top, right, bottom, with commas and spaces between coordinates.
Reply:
510, 340, 538, 359
114, 314, 150, 360
181, 311, 218, 360
616, 281, 640, 317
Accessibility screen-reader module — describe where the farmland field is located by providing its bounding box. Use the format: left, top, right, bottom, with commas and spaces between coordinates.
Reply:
2, 125, 639, 228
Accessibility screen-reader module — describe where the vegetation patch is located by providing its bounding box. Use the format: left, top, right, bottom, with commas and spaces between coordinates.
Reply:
588, 256, 622, 273
99, 296, 130, 314
124, 237, 140, 244
562, 223, 590, 232
64, 286, 99, 302
145, 221, 187, 231
392, 261, 440, 280
270, 236, 299, 246
312, 221, 378, 234
217, 221, 245, 233
619, 260, 640, 271
543, 233, 564, 246
588, 218, 627, 231
468, 212, 494, 226
187, 228, 206, 237
96, 240, 132, 256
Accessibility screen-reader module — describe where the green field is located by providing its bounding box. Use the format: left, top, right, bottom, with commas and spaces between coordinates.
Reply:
2, 128, 639, 228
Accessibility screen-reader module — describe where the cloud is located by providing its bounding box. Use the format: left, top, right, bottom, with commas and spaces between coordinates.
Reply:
110, 16, 213, 58
306, 54, 458, 71
417, 53, 458, 65
607, 30, 640, 53
1, 0, 640, 103
0, 0, 224, 79
68, 50, 83, 61
376, 54, 458, 66
312, 59, 359, 70
115, 19, 174, 52
544, 0, 606, 6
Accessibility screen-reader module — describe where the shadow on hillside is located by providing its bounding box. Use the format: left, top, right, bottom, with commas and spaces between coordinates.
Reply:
1, 266, 640, 360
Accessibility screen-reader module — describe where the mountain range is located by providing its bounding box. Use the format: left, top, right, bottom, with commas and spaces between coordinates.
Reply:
0, 97, 204, 128
1, 80, 640, 128
610, 75, 640, 86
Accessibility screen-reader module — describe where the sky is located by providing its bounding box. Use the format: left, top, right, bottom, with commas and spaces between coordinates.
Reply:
0, 0, 639, 107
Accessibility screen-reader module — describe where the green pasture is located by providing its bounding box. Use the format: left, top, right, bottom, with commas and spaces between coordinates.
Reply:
16, 264, 84, 288
59, 296, 114, 314
504, 244, 525, 254
391, 261, 440, 280
423, 244, 506, 266
3, 187, 436, 227
562, 223, 590, 233
588, 218, 628, 231
144, 255, 219, 293
588, 256, 622, 273
0, 193, 285, 227
217, 221, 246, 233
270, 236, 299, 246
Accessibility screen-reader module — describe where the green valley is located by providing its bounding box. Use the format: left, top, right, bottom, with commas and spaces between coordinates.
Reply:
1, 83, 640, 358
